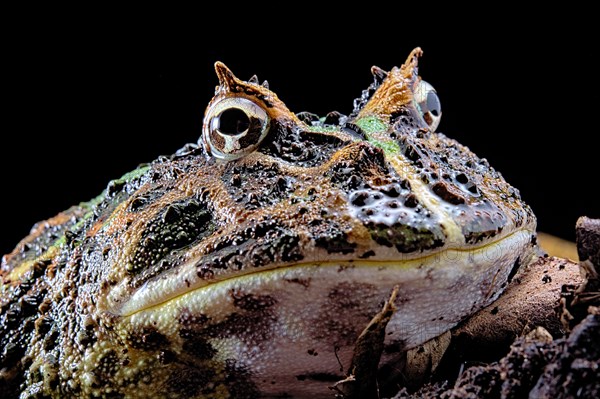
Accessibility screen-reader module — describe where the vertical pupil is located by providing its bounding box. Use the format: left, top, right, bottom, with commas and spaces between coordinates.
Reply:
218, 108, 250, 135
427, 91, 440, 117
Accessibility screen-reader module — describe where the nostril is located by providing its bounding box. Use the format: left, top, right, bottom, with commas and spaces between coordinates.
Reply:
324, 111, 346, 125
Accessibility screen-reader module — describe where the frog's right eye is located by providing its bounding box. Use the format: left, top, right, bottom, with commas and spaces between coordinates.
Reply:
414, 80, 441, 132
202, 97, 270, 161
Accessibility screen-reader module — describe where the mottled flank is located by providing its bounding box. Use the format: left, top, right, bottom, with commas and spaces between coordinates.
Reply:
1, 48, 536, 398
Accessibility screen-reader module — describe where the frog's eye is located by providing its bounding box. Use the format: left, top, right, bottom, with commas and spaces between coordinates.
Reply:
202, 97, 270, 160
414, 80, 441, 132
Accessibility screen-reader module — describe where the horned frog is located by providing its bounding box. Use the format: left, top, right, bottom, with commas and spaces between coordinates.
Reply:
0, 48, 537, 398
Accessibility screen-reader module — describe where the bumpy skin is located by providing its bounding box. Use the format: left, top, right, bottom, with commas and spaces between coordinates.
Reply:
0, 49, 537, 398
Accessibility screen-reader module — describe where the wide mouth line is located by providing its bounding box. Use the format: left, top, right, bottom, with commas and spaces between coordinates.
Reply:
118, 229, 534, 318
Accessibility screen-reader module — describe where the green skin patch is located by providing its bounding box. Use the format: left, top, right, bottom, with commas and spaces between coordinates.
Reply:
355, 115, 387, 134
355, 115, 401, 154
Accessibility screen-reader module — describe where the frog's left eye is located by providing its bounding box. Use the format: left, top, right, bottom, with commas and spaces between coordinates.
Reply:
202, 97, 270, 160
414, 80, 441, 132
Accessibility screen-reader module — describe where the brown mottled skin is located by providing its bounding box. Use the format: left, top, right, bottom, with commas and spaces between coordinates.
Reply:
0, 49, 537, 398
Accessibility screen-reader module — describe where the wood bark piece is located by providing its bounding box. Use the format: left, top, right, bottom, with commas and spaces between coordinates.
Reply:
574, 216, 600, 307
331, 286, 399, 399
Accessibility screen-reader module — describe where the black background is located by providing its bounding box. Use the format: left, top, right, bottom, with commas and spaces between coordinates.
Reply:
2, 14, 597, 256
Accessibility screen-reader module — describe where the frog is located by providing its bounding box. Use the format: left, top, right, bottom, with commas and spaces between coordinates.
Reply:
0, 48, 538, 398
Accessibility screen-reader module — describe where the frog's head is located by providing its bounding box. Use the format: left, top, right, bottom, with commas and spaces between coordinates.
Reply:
95, 48, 536, 396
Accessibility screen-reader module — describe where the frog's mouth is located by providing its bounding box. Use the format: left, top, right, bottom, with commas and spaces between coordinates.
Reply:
113, 229, 536, 318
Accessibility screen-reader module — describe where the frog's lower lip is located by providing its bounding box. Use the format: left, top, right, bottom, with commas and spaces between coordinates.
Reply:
116, 230, 535, 318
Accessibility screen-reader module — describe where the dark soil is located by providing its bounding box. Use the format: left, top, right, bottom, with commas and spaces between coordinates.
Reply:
394, 308, 599, 398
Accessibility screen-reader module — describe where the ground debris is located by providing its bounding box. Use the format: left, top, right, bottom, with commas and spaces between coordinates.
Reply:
388, 219, 600, 399
331, 286, 398, 399
392, 309, 599, 399
570, 217, 600, 317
